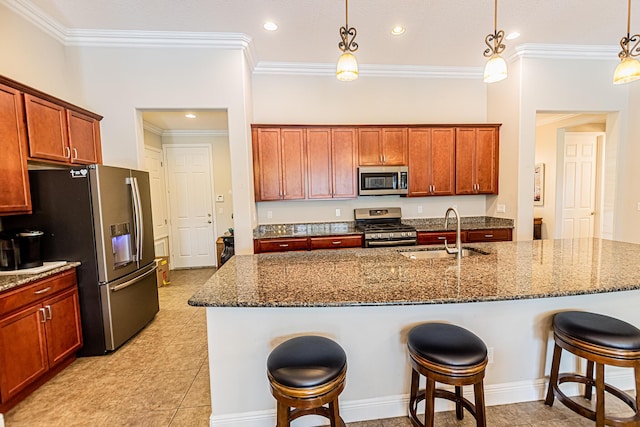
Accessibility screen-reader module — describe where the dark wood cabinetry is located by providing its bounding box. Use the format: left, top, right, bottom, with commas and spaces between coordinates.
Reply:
358, 127, 407, 166
466, 228, 512, 242
252, 127, 306, 201
418, 228, 512, 245
455, 127, 499, 195
417, 231, 465, 245
0, 83, 31, 215
0, 269, 82, 412
408, 128, 455, 197
254, 234, 363, 253
66, 110, 102, 164
306, 128, 357, 199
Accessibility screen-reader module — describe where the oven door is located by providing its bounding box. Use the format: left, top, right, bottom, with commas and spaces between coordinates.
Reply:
365, 239, 417, 248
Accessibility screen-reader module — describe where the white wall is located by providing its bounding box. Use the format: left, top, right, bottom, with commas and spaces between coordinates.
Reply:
617, 82, 640, 243
65, 46, 256, 254
252, 74, 491, 223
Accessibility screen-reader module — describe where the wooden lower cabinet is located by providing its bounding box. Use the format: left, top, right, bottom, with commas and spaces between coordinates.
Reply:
0, 269, 82, 412
309, 235, 362, 250
466, 228, 512, 242
417, 231, 466, 245
254, 235, 363, 253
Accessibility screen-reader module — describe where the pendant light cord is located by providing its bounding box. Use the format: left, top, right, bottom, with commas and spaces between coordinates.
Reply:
627, 0, 632, 36
345, 0, 349, 29
494, 0, 498, 32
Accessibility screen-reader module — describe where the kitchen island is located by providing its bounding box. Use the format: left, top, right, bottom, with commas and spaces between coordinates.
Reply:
189, 238, 640, 426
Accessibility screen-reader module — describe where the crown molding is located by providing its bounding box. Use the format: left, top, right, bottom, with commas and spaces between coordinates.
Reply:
162, 129, 229, 137
254, 62, 483, 79
512, 43, 619, 61
142, 121, 164, 136
1, 0, 66, 43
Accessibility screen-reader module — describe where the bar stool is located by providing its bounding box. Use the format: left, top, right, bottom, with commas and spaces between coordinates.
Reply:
545, 311, 640, 427
267, 335, 347, 427
407, 323, 488, 427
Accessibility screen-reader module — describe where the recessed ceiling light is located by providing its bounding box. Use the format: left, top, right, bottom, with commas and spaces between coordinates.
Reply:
506, 32, 521, 40
391, 26, 406, 36
264, 22, 278, 31
185, 113, 196, 119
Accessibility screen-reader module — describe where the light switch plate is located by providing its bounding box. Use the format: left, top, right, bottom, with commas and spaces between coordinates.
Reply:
335, 208, 341, 217
497, 204, 506, 213
267, 211, 273, 219
417, 205, 423, 214
637, 202, 640, 211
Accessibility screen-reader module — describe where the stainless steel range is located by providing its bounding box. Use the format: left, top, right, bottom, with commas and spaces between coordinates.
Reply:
355, 207, 417, 247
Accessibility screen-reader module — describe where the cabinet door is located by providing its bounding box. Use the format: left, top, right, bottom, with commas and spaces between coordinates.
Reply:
256, 238, 308, 253
67, 110, 102, 165
280, 128, 306, 200
307, 128, 333, 199
44, 288, 82, 368
253, 128, 283, 201
407, 128, 432, 196
475, 127, 498, 194
309, 235, 362, 250
0, 305, 48, 401
358, 128, 382, 165
0, 83, 31, 214
381, 128, 407, 165
430, 128, 455, 196
24, 94, 69, 163
455, 128, 477, 195
466, 228, 512, 242
331, 128, 358, 198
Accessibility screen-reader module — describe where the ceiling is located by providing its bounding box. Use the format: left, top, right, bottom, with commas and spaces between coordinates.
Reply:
24, 0, 631, 68
142, 110, 228, 132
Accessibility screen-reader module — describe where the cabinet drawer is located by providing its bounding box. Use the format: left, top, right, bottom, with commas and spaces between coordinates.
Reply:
466, 228, 512, 242
256, 238, 309, 253
417, 231, 466, 245
0, 269, 77, 317
309, 235, 363, 250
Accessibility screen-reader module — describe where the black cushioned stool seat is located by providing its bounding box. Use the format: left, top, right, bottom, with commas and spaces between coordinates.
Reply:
545, 311, 640, 427
407, 323, 488, 427
267, 335, 347, 427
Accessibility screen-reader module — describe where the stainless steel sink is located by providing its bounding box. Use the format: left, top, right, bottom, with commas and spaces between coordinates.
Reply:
400, 248, 488, 260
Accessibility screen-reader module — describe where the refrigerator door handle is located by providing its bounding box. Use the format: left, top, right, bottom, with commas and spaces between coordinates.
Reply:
111, 265, 157, 292
133, 177, 144, 261
127, 176, 143, 262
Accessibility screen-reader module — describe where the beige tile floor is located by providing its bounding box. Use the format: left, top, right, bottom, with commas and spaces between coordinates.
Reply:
3, 267, 636, 426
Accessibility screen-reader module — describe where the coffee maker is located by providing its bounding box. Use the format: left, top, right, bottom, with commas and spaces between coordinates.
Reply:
0, 229, 44, 271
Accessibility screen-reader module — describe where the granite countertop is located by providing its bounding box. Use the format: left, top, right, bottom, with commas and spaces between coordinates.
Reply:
253, 216, 514, 239
0, 262, 81, 293
189, 238, 640, 308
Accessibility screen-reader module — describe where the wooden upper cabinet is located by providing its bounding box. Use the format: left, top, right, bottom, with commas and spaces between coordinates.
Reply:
455, 126, 499, 195
24, 94, 102, 166
252, 127, 306, 201
0, 83, 31, 215
24, 94, 69, 163
67, 110, 102, 165
357, 127, 407, 166
307, 128, 357, 199
407, 128, 455, 197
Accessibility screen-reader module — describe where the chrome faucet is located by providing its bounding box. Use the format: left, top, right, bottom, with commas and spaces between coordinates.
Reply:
444, 207, 462, 260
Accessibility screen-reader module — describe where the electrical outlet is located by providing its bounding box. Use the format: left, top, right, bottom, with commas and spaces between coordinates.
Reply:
267, 211, 273, 219
335, 208, 341, 217
417, 205, 423, 214
487, 347, 494, 364
497, 204, 506, 213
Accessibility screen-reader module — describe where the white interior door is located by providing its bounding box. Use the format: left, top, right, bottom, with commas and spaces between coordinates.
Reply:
165, 145, 216, 268
561, 134, 597, 239
144, 147, 169, 240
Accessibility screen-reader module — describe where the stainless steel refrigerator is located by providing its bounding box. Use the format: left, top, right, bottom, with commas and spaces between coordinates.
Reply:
4, 165, 159, 356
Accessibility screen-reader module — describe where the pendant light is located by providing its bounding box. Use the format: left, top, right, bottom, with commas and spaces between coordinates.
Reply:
613, 0, 640, 84
483, 0, 507, 83
336, 0, 359, 81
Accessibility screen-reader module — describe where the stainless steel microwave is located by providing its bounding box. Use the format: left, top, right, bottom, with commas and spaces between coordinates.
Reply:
358, 166, 409, 196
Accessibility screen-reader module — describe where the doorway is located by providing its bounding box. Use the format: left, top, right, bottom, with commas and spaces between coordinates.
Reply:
140, 109, 232, 268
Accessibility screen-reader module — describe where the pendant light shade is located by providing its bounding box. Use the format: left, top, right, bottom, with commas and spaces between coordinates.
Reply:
614, 57, 640, 84
614, 0, 640, 84
337, 52, 358, 81
483, 54, 508, 83
483, 0, 507, 83
337, 0, 359, 81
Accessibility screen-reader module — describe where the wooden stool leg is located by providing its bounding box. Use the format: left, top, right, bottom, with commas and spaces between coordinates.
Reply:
455, 386, 464, 420
595, 362, 605, 427
635, 366, 640, 417
329, 399, 341, 427
425, 377, 436, 427
474, 381, 487, 427
584, 360, 594, 400
276, 401, 290, 427
409, 367, 420, 412
545, 343, 562, 406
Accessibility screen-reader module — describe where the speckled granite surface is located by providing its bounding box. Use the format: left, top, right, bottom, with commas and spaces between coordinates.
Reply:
253, 216, 513, 239
0, 262, 80, 293
188, 238, 640, 307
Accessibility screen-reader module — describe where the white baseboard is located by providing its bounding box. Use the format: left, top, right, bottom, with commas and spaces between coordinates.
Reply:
209, 371, 636, 427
